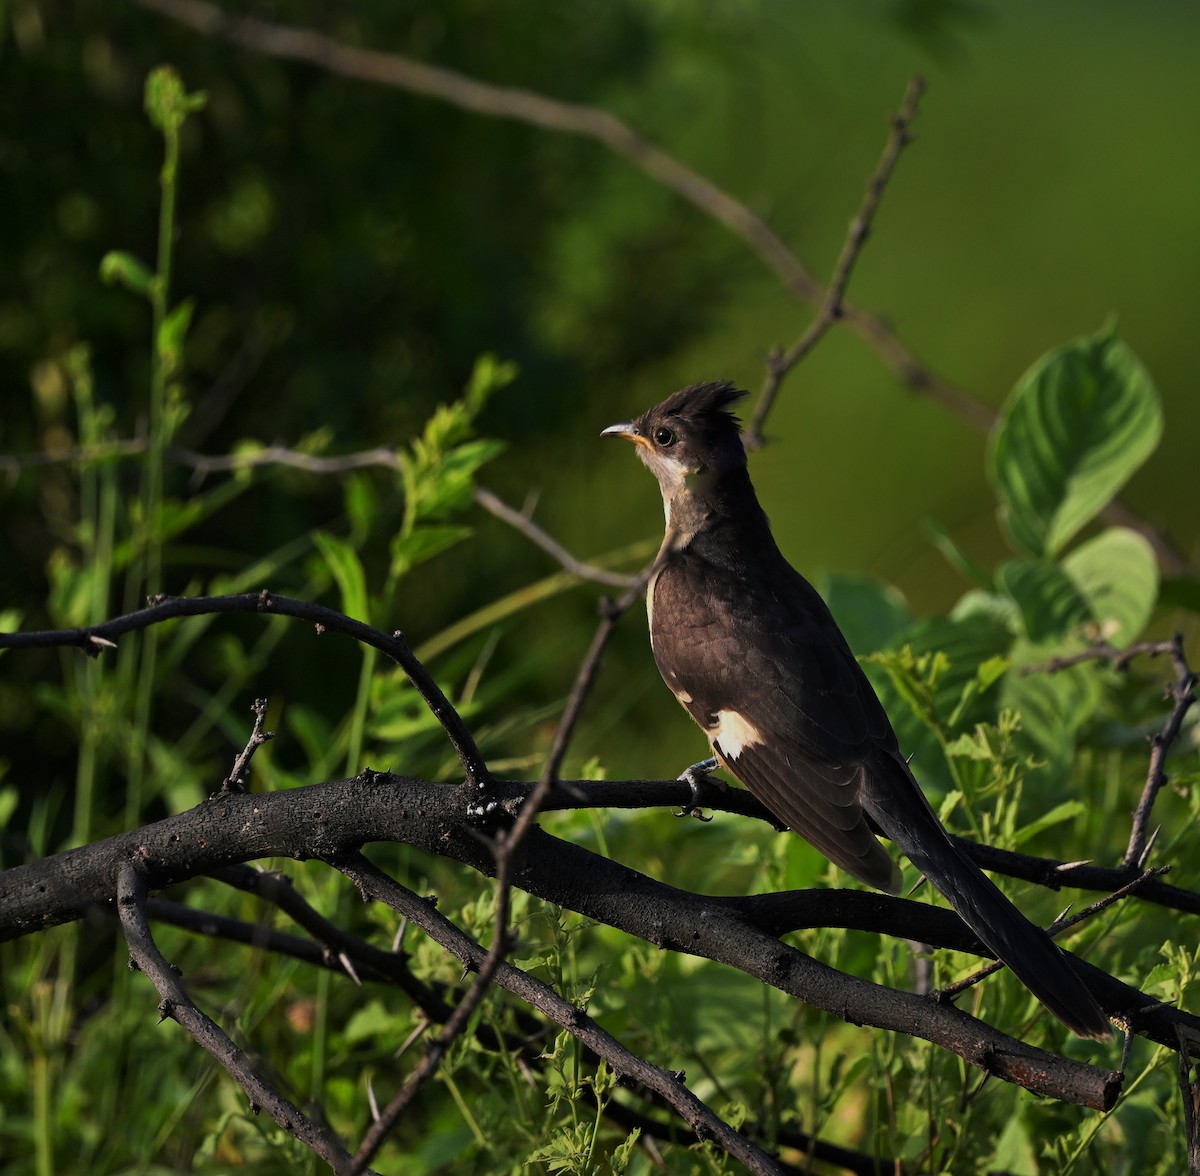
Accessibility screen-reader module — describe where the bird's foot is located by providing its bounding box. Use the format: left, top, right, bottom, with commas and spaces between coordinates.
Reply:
674, 757, 723, 822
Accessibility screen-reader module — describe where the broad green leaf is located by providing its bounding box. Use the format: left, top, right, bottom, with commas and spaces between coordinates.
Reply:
1063, 526, 1159, 644
98, 250, 153, 297
988, 328, 1162, 557
312, 531, 368, 619
949, 588, 1021, 632
821, 571, 911, 654
996, 559, 1090, 641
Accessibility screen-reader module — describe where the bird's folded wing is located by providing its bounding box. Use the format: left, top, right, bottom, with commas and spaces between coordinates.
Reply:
654, 558, 901, 891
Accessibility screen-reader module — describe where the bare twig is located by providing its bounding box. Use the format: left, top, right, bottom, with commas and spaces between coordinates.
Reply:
934, 866, 1168, 1003
474, 486, 636, 588
117, 861, 365, 1174
1124, 635, 1197, 870
745, 76, 925, 448
220, 697, 273, 793
0, 437, 635, 591
131, 0, 1190, 574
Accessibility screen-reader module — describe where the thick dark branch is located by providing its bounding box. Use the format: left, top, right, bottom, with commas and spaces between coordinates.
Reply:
0, 590, 490, 789
117, 862, 363, 1174
2, 775, 1157, 1106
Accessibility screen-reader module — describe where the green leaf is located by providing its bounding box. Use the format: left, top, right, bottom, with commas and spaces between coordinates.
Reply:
1001, 639, 1106, 775
1013, 799, 1086, 846
920, 517, 993, 588
988, 327, 1162, 557
156, 298, 195, 375
312, 531, 369, 619
98, 251, 153, 297
1063, 526, 1159, 644
996, 559, 1090, 641
820, 572, 911, 654
390, 524, 472, 579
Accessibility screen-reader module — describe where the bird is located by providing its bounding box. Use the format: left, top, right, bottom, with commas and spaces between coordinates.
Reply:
602, 379, 1110, 1040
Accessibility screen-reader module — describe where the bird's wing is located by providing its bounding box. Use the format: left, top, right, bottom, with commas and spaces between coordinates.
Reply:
651, 554, 901, 892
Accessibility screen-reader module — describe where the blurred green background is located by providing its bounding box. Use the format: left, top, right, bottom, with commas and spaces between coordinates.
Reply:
3, 3, 1200, 1171
2, 0, 1198, 807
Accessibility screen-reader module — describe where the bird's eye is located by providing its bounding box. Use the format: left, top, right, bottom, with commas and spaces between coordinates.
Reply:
653, 425, 677, 447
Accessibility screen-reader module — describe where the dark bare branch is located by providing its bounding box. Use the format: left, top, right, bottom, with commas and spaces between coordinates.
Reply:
0, 590, 490, 790
117, 861, 364, 1174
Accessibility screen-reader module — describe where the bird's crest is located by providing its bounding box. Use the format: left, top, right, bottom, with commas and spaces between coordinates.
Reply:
654, 381, 747, 433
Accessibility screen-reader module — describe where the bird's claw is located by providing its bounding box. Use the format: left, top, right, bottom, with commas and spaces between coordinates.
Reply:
674, 757, 722, 821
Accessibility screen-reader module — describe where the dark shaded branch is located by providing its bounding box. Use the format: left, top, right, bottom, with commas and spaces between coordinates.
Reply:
0, 590, 490, 789
117, 862, 363, 1174
2, 774, 1151, 1107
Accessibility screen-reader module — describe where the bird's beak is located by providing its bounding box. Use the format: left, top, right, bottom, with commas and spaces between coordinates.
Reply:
601, 421, 651, 450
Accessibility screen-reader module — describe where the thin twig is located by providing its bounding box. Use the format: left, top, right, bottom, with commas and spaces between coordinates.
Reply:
220, 697, 273, 793
117, 861, 365, 1175
745, 76, 925, 448
935, 866, 1168, 1003
473, 487, 636, 588
0, 437, 635, 591
1124, 635, 1197, 869
1021, 635, 1197, 872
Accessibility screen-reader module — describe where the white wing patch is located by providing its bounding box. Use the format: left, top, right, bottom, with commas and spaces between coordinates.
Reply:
711, 709, 766, 759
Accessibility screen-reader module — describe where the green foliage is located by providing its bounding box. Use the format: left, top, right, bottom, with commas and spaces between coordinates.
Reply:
988, 325, 1163, 559
2, 24, 1197, 1176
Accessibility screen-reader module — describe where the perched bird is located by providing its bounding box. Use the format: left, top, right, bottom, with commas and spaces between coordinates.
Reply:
603, 380, 1109, 1040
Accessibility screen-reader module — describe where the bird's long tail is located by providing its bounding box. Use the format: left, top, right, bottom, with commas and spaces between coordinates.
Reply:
862, 760, 1110, 1040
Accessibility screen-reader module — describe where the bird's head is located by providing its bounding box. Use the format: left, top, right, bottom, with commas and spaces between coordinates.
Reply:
601, 382, 748, 502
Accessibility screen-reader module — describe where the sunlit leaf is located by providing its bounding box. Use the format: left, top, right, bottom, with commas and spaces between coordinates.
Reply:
1063, 526, 1159, 644
312, 531, 369, 620
988, 327, 1162, 557
996, 559, 1090, 641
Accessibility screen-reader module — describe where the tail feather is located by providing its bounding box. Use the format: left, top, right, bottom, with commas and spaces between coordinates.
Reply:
863, 761, 1110, 1041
